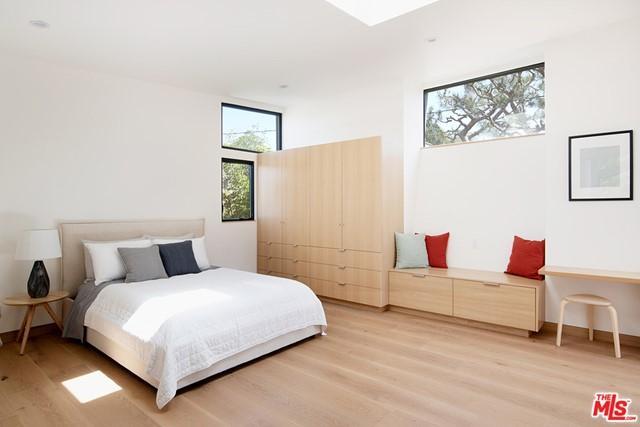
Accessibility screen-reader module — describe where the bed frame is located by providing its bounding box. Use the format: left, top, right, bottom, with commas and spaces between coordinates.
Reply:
59, 219, 322, 393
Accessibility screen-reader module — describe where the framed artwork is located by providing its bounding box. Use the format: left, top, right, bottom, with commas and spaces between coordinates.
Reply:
569, 130, 633, 201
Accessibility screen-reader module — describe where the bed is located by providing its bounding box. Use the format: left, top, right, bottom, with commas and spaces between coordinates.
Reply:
59, 219, 327, 409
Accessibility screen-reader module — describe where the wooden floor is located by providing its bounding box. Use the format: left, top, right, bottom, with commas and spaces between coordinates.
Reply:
1, 302, 639, 427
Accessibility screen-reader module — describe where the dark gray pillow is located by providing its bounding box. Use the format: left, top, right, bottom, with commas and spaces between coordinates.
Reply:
158, 240, 201, 277
118, 245, 168, 283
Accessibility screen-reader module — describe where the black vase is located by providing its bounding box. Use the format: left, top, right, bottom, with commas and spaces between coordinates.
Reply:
27, 260, 50, 298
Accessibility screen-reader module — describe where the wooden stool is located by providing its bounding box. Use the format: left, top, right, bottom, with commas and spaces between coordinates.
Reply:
556, 294, 621, 358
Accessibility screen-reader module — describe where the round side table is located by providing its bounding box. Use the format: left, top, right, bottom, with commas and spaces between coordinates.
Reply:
2, 290, 69, 355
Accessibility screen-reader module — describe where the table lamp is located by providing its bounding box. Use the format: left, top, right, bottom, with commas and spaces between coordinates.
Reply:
15, 229, 62, 298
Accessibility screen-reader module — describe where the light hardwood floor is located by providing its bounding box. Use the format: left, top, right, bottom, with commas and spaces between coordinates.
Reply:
1, 302, 639, 426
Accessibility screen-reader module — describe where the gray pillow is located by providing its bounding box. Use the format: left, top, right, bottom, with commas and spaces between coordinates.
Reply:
117, 245, 168, 283
395, 232, 428, 269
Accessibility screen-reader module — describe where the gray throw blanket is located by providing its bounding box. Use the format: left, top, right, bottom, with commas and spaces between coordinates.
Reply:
62, 279, 121, 341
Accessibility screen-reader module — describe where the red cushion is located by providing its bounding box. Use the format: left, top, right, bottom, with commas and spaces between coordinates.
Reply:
505, 236, 545, 280
425, 233, 449, 268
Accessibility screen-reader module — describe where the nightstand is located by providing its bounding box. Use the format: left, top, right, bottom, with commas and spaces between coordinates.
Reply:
2, 290, 69, 355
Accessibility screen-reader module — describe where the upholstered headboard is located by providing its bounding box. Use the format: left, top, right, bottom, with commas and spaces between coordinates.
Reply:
59, 219, 205, 294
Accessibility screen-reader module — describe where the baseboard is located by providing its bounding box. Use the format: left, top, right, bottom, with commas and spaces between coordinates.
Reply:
0, 322, 59, 345
387, 306, 531, 338
318, 297, 387, 312
542, 322, 640, 348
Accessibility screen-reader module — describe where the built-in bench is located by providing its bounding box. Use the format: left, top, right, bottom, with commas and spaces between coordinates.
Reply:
388, 267, 545, 335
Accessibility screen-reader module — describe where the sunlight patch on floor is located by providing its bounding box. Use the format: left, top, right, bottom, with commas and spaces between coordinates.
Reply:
61, 370, 122, 403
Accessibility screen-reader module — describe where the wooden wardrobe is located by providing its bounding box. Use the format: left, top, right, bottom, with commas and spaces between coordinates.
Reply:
257, 136, 402, 308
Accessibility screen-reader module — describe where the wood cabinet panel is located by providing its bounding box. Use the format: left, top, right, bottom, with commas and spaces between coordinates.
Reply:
307, 263, 381, 289
282, 244, 309, 261
307, 247, 381, 270
257, 242, 284, 258
308, 143, 342, 249
453, 279, 536, 331
257, 152, 282, 244
389, 272, 453, 315
262, 257, 284, 275
282, 148, 308, 245
283, 259, 309, 278
257, 256, 268, 271
307, 278, 383, 307
342, 138, 382, 252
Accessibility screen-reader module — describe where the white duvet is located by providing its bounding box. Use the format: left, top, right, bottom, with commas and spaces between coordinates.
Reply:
84, 268, 327, 408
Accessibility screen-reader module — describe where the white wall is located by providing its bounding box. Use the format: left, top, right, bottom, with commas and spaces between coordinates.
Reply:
0, 55, 278, 334
284, 18, 640, 335
543, 19, 640, 335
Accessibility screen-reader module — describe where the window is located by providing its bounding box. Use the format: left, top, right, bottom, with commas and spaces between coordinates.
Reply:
423, 63, 545, 147
222, 103, 281, 153
221, 158, 254, 221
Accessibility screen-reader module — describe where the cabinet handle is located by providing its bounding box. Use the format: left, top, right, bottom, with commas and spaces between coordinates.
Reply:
338, 265, 346, 270
293, 259, 299, 263
267, 256, 272, 260
293, 244, 299, 248
293, 275, 299, 279
338, 249, 346, 253
337, 282, 346, 286
267, 242, 273, 246
483, 283, 501, 287
412, 274, 426, 278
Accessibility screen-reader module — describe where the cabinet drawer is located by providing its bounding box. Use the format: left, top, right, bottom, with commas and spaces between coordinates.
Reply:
389, 272, 453, 315
307, 263, 381, 289
307, 247, 381, 270
257, 256, 268, 271
282, 244, 309, 261
257, 242, 284, 258
307, 278, 383, 307
453, 279, 536, 330
283, 259, 309, 277
258, 257, 284, 275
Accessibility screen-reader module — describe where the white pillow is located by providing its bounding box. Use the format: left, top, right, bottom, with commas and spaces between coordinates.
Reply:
83, 238, 151, 285
82, 237, 144, 280
151, 236, 210, 270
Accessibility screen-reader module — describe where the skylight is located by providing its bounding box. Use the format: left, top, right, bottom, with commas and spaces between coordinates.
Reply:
324, 0, 440, 26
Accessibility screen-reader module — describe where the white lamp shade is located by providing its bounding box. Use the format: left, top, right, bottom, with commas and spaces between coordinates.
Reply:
15, 229, 62, 261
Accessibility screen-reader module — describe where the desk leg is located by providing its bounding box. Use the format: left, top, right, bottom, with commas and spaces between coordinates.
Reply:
43, 303, 63, 330
20, 306, 36, 356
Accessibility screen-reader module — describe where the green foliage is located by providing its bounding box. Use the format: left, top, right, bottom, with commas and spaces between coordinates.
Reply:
425, 66, 545, 145
222, 128, 271, 220
222, 161, 252, 220
224, 127, 272, 152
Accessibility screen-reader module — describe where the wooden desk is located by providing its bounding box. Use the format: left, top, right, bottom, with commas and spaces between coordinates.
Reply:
539, 266, 640, 285
2, 290, 69, 355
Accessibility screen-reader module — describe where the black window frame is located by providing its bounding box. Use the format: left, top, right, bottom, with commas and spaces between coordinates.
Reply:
221, 102, 282, 153
423, 62, 545, 147
221, 157, 255, 222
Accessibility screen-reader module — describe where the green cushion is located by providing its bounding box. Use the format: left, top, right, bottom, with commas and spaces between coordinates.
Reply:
394, 232, 428, 269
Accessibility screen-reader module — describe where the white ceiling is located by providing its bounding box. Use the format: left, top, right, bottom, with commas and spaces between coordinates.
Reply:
1, 0, 639, 106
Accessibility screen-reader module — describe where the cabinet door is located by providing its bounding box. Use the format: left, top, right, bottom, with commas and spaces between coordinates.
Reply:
308, 143, 342, 249
257, 151, 282, 244
342, 138, 382, 252
282, 148, 308, 245
453, 279, 536, 330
